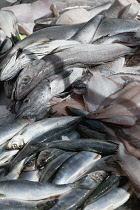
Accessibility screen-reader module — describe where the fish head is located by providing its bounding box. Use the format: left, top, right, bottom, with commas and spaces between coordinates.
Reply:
6, 135, 25, 150
90, 170, 107, 182
15, 60, 45, 100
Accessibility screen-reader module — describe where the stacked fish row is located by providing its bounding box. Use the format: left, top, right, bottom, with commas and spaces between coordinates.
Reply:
0, 114, 131, 209
0, 0, 140, 209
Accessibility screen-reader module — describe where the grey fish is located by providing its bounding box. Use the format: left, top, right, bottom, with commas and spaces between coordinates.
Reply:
14, 43, 135, 102
0, 39, 79, 81
40, 152, 76, 183
94, 18, 140, 40
53, 151, 101, 184
14, 68, 84, 118
0, 23, 83, 79
94, 32, 140, 46
46, 139, 118, 155
51, 171, 107, 210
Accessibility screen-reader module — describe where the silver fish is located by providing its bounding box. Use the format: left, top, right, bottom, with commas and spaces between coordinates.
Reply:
84, 183, 132, 210
0, 179, 90, 201
0, 118, 31, 146
53, 151, 101, 184
6, 116, 81, 150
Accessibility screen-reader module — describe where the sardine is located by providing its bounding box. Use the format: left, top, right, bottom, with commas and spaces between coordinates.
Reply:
0, 179, 89, 201
53, 151, 101, 184
46, 139, 118, 155
40, 152, 76, 182
51, 171, 107, 210
84, 183, 132, 210
84, 174, 120, 207
6, 116, 80, 150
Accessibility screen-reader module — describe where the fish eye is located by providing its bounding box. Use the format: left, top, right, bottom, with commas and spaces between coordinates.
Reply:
22, 76, 31, 84
23, 98, 30, 104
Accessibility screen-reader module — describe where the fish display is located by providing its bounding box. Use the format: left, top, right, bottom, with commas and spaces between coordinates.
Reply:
0, 0, 140, 209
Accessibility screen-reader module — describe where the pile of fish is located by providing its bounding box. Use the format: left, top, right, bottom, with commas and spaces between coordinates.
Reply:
0, 0, 140, 209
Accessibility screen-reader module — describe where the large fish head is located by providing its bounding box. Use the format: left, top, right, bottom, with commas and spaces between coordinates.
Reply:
15, 60, 46, 100
6, 135, 25, 150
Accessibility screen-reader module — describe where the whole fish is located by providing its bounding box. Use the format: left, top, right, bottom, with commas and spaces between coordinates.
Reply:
84, 183, 132, 210
0, 179, 89, 201
4, 117, 81, 172
6, 116, 80, 150
51, 171, 107, 210
40, 152, 76, 182
0, 23, 83, 78
53, 151, 101, 184
14, 43, 135, 102
83, 174, 120, 207
94, 18, 140, 40
0, 39, 79, 81
46, 139, 118, 155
